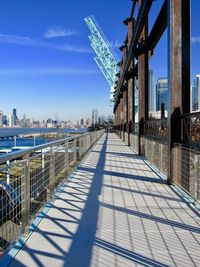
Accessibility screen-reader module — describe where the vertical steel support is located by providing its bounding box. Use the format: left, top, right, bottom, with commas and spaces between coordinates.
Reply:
123, 90, 126, 142
49, 147, 55, 198
120, 97, 123, 139
22, 155, 30, 234
138, 0, 149, 155
74, 139, 77, 164
64, 141, 68, 171
167, 0, 191, 184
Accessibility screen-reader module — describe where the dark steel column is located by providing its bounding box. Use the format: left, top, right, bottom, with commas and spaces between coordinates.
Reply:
125, 18, 136, 146
167, 0, 191, 184
138, 0, 149, 155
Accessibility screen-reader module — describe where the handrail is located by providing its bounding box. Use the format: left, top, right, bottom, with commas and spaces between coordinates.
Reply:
0, 129, 105, 254
0, 130, 98, 164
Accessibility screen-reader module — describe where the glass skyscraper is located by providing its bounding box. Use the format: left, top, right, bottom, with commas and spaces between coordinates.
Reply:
156, 78, 168, 112
149, 69, 155, 112
192, 75, 200, 111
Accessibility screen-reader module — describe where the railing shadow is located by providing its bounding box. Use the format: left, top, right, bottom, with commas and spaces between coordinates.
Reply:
7, 133, 200, 267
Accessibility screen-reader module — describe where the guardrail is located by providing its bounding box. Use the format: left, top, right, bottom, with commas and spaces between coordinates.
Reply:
0, 129, 105, 254
181, 111, 200, 147
145, 119, 167, 142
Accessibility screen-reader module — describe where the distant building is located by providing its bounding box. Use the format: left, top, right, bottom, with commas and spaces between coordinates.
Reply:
80, 118, 84, 126
191, 75, 200, 111
13, 109, 18, 126
0, 110, 3, 127
23, 114, 26, 127
156, 78, 168, 112
8, 115, 14, 127
2, 115, 7, 126
86, 118, 92, 127
149, 69, 155, 112
92, 109, 98, 128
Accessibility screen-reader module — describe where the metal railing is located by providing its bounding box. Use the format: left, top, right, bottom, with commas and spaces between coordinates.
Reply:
0, 129, 104, 254
181, 111, 200, 146
172, 144, 200, 201
145, 119, 167, 141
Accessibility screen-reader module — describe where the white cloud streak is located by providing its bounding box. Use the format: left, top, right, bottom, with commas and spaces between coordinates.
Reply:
110, 39, 121, 49
0, 68, 100, 76
0, 33, 93, 53
44, 26, 78, 38
191, 36, 200, 44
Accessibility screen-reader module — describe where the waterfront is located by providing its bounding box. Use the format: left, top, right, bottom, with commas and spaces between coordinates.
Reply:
0, 128, 87, 149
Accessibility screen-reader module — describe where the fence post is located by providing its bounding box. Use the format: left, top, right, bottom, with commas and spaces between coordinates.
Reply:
64, 141, 68, 171
21, 155, 30, 234
193, 154, 199, 200
49, 147, 55, 199
74, 139, 77, 164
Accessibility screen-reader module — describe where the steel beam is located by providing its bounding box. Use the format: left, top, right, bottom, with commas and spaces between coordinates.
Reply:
167, 0, 191, 184
135, 0, 167, 57
117, 0, 153, 95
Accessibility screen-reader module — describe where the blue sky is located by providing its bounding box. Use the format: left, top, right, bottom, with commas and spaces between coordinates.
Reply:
0, 0, 199, 120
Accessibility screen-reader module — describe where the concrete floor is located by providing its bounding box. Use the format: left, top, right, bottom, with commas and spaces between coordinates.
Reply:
7, 133, 200, 267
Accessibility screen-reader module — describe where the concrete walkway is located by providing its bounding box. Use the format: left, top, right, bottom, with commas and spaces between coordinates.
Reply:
8, 134, 200, 267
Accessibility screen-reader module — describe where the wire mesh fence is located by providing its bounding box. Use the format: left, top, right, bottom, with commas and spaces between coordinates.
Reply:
144, 138, 168, 177
172, 144, 200, 201
0, 129, 104, 254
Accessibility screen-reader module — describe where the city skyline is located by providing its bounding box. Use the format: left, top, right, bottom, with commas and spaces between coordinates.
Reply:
0, 0, 199, 119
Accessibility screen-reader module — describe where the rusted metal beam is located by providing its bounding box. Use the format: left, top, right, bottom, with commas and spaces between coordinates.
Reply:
118, 0, 153, 93
138, 0, 149, 155
167, 0, 191, 184
130, 0, 138, 18
135, 0, 167, 57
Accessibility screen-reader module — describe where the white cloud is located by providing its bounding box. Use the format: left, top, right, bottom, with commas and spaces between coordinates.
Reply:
191, 36, 200, 44
0, 33, 93, 53
0, 33, 36, 46
44, 26, 78, 38
110, 39, 121, 49
0, 68, 100, 76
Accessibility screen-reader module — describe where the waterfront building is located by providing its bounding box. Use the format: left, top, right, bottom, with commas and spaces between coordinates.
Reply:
191, 74, 200, 111
13, 109, 18, 126
156, 78, 168, 112
2, 115, 7, 126
8, 115, 14, 127
80, 118, 84, 126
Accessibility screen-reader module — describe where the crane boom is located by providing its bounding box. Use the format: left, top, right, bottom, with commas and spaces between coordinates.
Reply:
85, 15, 119, 105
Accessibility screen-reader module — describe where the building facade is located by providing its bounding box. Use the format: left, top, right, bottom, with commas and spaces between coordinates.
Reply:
191, 75, 200, 111
156, 78, 168, 112
149, 69, 155, 112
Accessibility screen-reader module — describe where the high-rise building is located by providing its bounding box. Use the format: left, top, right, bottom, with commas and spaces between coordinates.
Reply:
80, 118, 84, 126
149, 69, 155, 112
0, 110, 3, 127
2, 115, 7, 126
191, 75, 200, 111
8, 115, 14, 127
92, 109, 98, 128
23, 114, 26, 127
156, 78, 168, 112
13, 108, 18, 126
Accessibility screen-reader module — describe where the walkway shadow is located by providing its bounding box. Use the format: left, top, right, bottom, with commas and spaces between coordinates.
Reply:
63, 134, 108, 267
94, 238, 170, 267
78, 166, 167, 184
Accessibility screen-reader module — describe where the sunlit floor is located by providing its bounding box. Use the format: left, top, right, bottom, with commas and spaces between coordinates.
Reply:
9, 133, 200, 267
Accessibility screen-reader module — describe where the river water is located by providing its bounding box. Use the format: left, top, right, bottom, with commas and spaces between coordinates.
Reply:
0, 128, 87, 149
